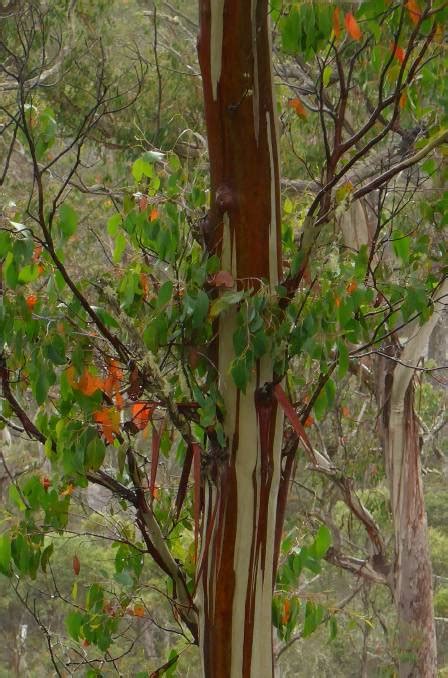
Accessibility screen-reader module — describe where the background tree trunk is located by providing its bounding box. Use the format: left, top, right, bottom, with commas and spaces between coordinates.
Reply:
196, 2, 283, 676
375, 280, 448, 676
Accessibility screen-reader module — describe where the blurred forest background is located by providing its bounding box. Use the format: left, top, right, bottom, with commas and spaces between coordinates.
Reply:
0, 1, 447, 676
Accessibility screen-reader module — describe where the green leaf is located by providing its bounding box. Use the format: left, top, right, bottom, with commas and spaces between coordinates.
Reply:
86, 436, 106, 471
65, 610, 84, 641
144, 315, 168, 352
41, 543, 54, 573
192, 290, 209, 328
107, 213, 122, 236
283, 197, 293, 214
313, 388, 327, 420
0, 534, 11, 576
392, 230, 410, 264
312, 525, 332, 558
230, 357, 249, 393
337, 340, 349, 378
132, 157, 153, 181
9, 484, 26, 511
281, 9, 300, 54
209, 291, 244, 319
322, 65, 332, 87
325, 378, 336, 408
113, 232, 127, 263
59, 204, 78, 239
0, 231, 12, 257
233, 326, 247, 356
156, 280, 173, 309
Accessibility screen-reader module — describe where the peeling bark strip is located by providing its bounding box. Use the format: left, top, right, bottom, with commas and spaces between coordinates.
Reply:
197, 2, 283, 676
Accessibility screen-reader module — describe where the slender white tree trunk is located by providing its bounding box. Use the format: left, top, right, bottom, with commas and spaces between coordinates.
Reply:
377, 280, 448, 676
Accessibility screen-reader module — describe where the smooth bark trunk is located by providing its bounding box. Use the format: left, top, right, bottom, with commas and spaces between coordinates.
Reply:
376, 281, 448, 676
196, 2, 283, 676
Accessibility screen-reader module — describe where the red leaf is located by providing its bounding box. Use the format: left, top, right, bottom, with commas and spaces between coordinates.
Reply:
25, 294, 38, 310
273, 384, 314, 455
210, 270, 234, 288
41, 476, 51, 492
175, 444, 194, 518
73, 554, 80, 576
345, 13, 362, 41
138, 195, 148, 212
392, 44, 406, 64
149, 420, 164, 502
406, 0, 421, 25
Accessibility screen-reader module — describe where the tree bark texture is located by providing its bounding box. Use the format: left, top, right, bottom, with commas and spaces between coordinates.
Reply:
196, 2, 283, 677
375, 281, 448, 677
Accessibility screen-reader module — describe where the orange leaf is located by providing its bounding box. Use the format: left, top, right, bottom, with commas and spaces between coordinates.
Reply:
346, 280, 357, 295
345, 12, 362, 41
139, 273, 149, 299
132, 402, 154, 431
60, 483, 74, 497
399, 92, 407, 109
32, 244, 43, 262
304, 416, 314, 428
114, 391, 124, 410
150, 208, 159, 222
26, 294, 38, 310
78, 369, 104, 396
288, 97, 308, 119
332, 7, 341, 39
210, 270, 234, 288
104, 359, 123, 397
342, 406, 350, 418
66, 365, 77, 388
281, 598, 291, 625
392, 44, 406, 64
335, 296, 341, 308
133, 604, 145, 618
406, 0, 421, 25
94, 407, 120, 444
73, 554, 80, 576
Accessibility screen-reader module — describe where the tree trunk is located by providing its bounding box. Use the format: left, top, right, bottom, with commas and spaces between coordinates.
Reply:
196, 2, 283, 676
376, 281, 448, 677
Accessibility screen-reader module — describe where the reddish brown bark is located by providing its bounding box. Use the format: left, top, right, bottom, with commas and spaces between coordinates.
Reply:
196, 2, 284, 676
